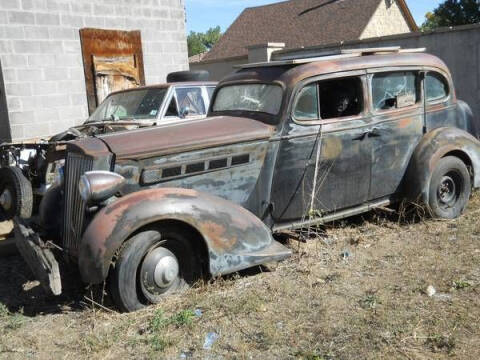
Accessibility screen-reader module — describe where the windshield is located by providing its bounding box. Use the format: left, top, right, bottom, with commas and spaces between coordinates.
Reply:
212, 84, 283, 115
87, 88, 168, 122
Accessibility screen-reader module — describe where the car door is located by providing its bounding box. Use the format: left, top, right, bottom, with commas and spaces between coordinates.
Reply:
271, 71, 372, 222
368, 69, 425, 201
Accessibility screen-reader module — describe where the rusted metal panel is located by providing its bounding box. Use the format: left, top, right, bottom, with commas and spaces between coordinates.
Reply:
96, 116, 275, 160
79, 188, 291, 284
404, 127, 480, 202
115, 141, 269, 208
80, 28, 146, 115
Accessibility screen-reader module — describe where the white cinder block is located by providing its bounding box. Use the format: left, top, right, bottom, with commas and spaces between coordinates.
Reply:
9, 110, 35, 124
6, 82, 31, 96
3, 0, 20, 10
16, 68, 44, 81
1, 0, 188, 140
24, 26, 49, 40
35, 13, 60, 26
32, 81, 57, 95
8, 11, 35, 25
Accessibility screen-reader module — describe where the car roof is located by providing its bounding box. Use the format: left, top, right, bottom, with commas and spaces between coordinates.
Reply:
108, 81, 218, 96
220, 50, 450, 89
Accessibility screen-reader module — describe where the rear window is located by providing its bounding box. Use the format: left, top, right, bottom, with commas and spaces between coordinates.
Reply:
426, 72, 449, 102
372, 71, 420, 111
212, 84, 283, 115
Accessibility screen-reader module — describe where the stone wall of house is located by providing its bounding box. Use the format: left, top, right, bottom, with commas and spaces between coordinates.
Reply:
0, 0, 188, 142
360, 0, 411, 40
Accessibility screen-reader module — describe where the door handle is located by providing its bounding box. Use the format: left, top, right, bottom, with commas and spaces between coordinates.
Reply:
368, 127, 382, 137
353, 127, 381, 141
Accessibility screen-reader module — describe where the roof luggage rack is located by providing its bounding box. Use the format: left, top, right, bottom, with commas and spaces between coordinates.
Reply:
236, 47, 426, 69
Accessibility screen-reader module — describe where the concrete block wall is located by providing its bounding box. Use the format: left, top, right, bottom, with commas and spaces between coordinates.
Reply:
0, 0, 188, 142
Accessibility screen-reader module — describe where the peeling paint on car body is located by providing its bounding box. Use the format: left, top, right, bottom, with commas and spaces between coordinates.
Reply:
79, 188, 291, 284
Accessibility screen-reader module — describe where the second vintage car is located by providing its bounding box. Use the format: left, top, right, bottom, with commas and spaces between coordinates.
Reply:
52, 71, 217, 141
3, 47, 480, 312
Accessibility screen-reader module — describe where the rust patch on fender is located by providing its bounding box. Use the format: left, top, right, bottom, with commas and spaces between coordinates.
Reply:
198, 221, 237, 253
398, 117, 413, 129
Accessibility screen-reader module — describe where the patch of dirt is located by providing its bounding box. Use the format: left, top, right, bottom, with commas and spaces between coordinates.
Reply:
0, 193, 479, 359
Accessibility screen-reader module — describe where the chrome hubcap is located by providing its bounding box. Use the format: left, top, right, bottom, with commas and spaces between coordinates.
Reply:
154, 254, 179, 288
141, 246, 179, 293
0, 189, 12, 211
438, 175, 456, 205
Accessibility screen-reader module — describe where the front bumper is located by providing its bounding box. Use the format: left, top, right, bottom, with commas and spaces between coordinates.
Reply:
13, 218, 62, 296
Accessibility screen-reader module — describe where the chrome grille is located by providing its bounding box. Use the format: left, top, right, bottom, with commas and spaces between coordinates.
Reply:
63, 152, 93, 255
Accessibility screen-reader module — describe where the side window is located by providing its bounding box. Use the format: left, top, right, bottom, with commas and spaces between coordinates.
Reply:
372, 71, 419, 111
175, 87, 206, 116
293, 84, 319, 120
165, 96, 179, 117
426, 72, 449, 102
319, 77, 363, 119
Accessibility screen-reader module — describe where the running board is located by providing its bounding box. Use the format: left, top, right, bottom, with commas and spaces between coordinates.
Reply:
272, 199, 391, 232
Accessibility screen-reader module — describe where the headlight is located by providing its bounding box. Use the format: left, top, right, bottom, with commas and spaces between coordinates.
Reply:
78, 171, 125, 203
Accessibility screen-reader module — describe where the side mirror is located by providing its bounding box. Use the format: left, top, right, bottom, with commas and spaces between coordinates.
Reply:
179, 106, 190, 118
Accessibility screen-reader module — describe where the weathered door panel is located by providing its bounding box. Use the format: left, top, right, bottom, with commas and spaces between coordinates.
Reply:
312, 119, 372, 213
93, 55, 141, 105
270, 121, 319, 221
80, 28, 145, 114
368, 109, 424, 200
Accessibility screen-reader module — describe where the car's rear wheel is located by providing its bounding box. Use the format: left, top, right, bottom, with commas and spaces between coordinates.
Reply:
0, 166, 33, 220
428, 156, 471, 219
109, 226, 201, 312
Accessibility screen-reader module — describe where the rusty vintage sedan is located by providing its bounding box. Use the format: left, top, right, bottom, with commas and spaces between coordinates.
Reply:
2, 47, 480, 312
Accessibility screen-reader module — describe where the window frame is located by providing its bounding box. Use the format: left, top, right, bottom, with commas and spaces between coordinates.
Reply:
368, 67, 423, 115
174, 86, 207, 118
291, 70, 367, 126
425, 71, 451, 105
292, 83, 320, 121
211, 82, 284, 116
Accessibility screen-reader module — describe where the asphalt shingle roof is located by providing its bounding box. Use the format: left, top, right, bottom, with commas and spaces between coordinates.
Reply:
202, 0, 415, 63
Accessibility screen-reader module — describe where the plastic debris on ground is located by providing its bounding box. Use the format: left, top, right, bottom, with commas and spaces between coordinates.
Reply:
203, 332, 219, 350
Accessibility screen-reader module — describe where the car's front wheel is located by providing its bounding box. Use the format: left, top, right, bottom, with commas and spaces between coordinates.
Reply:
428, 156, 471, 219
0, 166, 33, 220
109, 226, 201, 312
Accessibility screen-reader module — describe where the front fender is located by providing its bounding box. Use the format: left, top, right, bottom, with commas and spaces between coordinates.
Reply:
79, 188, 291, 284
405, 127, 480, 203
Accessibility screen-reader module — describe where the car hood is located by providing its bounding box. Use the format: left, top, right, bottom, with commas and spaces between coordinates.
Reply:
96, 116, 275, 160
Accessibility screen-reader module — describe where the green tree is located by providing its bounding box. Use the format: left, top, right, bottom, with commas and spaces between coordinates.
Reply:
187, 26, 222, 57
421, 0, 480, 31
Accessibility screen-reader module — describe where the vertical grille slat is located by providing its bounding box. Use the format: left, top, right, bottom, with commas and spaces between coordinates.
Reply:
63, 153, 93, 256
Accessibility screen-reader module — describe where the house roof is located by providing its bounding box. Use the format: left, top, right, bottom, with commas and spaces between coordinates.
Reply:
188, 52, 208, 64
200, 0, 417, 63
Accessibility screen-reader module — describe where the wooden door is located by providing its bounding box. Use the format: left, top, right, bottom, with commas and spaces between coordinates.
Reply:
80, 28, 146, 115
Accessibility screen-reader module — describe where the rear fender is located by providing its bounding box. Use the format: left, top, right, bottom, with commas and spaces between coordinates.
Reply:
79, 188, 291, 284
405, 127, 480, 203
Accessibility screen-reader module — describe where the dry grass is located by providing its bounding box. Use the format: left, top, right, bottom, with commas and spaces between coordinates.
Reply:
0, 193, 479, 359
